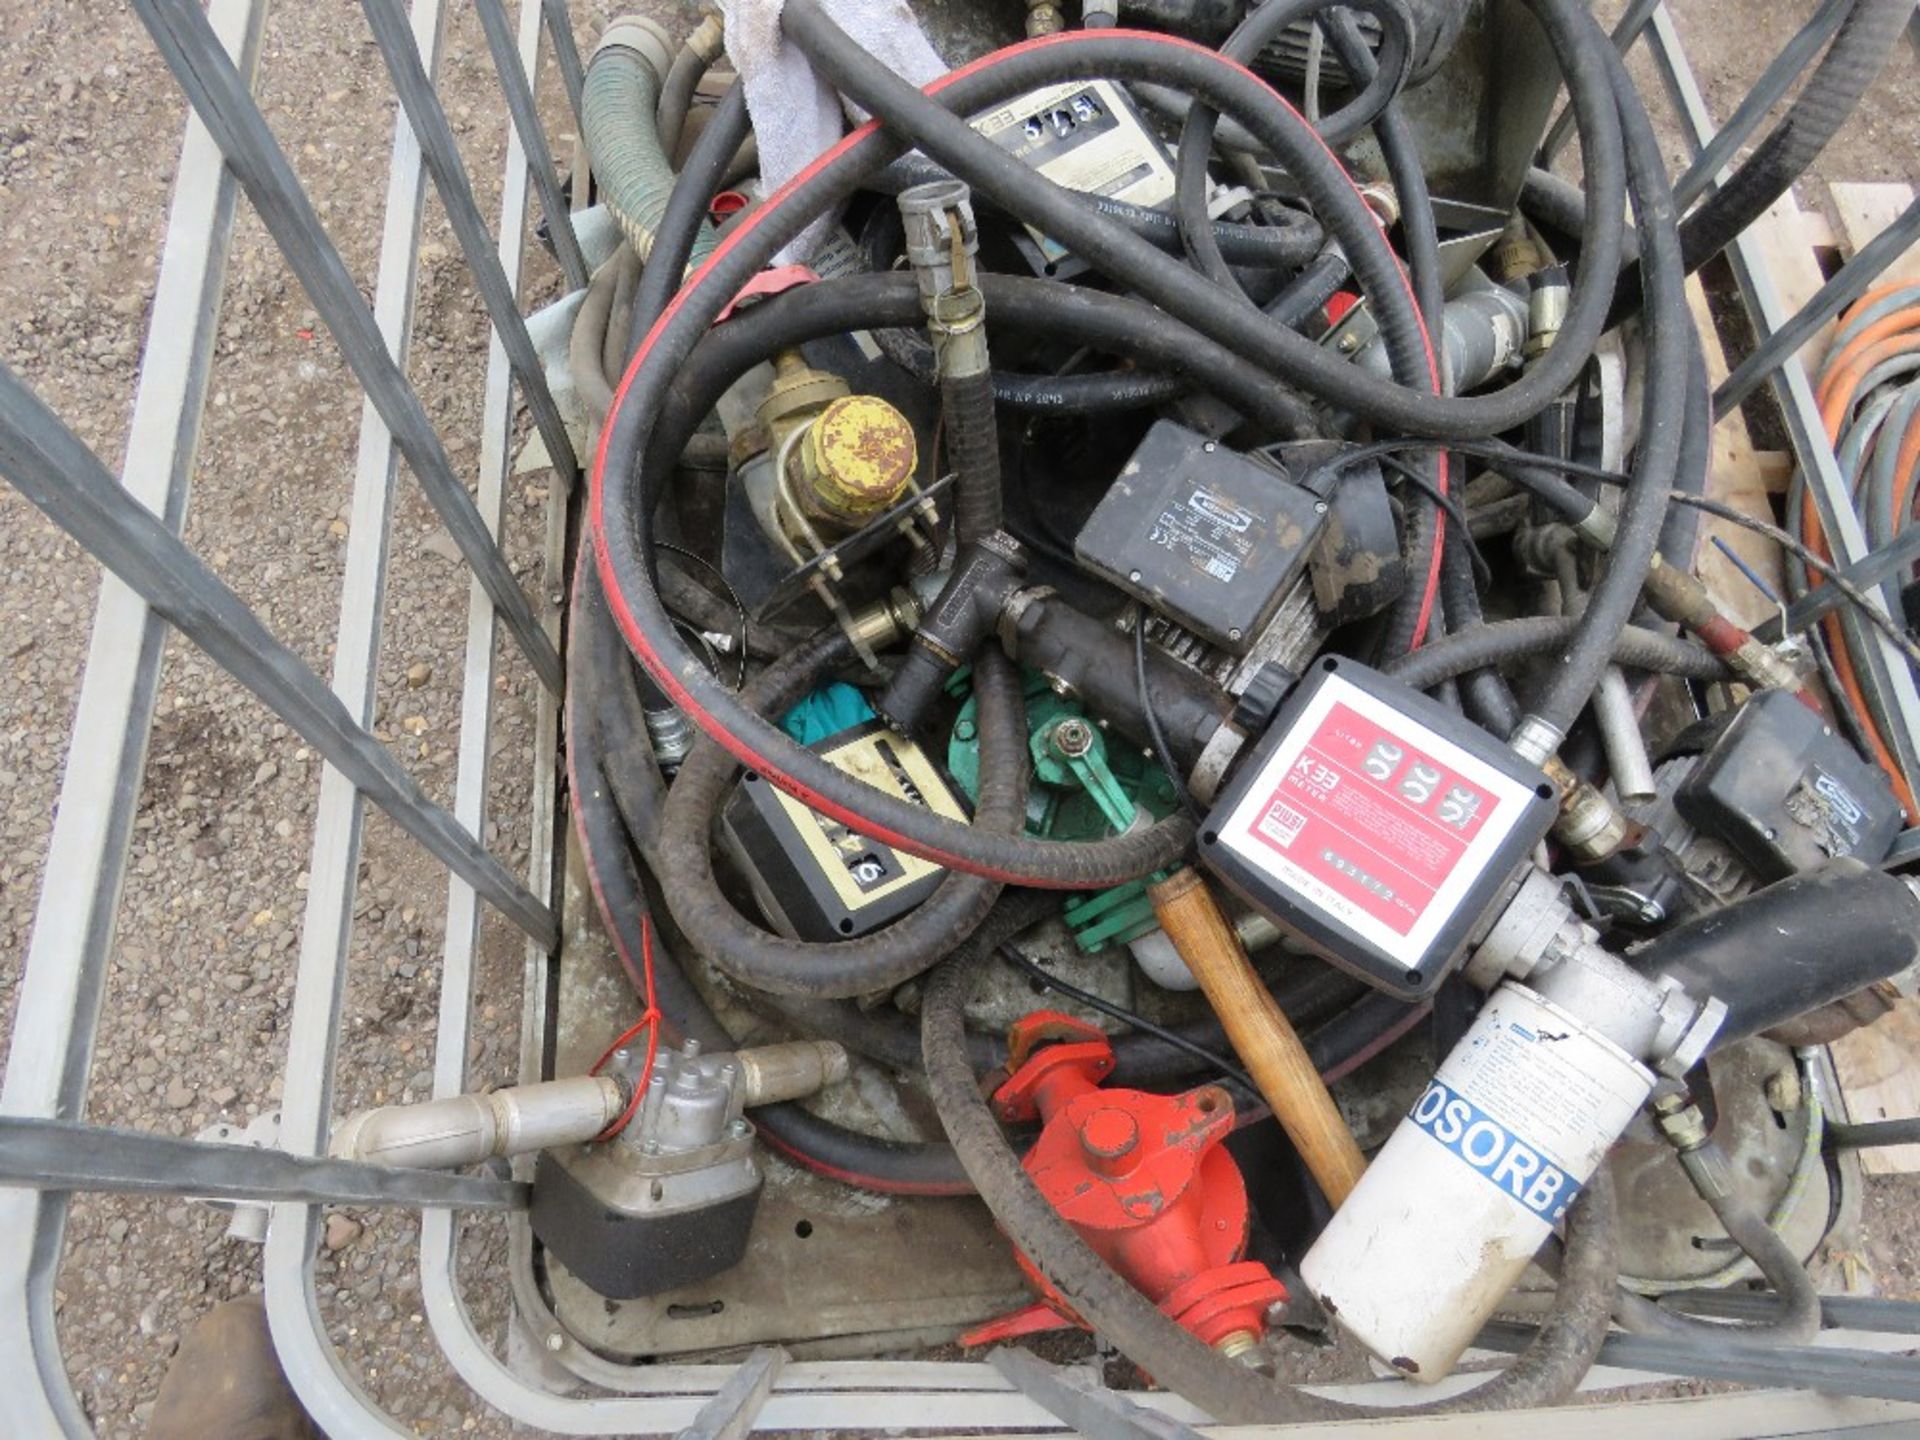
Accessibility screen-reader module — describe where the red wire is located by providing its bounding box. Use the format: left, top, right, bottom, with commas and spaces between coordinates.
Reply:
588, 28, 1447, 878
588, 914, 662, 1141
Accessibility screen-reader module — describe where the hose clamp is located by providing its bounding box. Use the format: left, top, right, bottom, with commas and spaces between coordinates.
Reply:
1187, 722, 1246, 806
1508, 713, 1564, 766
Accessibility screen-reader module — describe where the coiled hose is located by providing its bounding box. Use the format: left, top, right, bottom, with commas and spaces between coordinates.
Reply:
592, 28, 1460, 885
592, 9, 1669, 873
657, 632, 1029, 999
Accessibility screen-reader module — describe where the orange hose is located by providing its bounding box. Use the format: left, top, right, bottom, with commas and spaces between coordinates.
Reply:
1892, 404, 1920, 535
1799, 302, 1920, 824
1816, 331, 1920, 426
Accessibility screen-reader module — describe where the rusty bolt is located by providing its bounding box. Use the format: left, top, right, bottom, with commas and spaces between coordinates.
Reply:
1051, 717, 1095, 759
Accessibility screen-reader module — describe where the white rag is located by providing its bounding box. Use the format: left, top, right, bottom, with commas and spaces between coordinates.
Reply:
717, 0, 948, 263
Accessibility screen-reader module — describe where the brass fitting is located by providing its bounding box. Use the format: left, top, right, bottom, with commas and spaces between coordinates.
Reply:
1543, 756, 1633, 863
1025, 0, 1066, 33
1215, 1329, 1260, 1362
1652, 1089, 1710, 1154
845, 587, 925, 655
756, 350, 849, 447
1492, 215, 1547, 283
798, 394, 918, 527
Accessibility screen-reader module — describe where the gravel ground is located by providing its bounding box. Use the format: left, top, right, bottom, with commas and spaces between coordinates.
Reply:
0, 1, 1917, 1435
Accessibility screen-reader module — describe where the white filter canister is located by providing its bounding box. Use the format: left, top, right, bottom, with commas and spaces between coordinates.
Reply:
1299, 981, 1653, 1381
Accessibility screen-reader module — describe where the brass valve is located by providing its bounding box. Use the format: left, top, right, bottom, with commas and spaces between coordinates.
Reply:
799, 394, 918, 527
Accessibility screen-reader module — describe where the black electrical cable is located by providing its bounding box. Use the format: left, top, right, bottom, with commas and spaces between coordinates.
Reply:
1378, 454, 1491, 588
997, 943, 1258, 1093
1135, 618, 1205, 823
920, 940, 1623, 1423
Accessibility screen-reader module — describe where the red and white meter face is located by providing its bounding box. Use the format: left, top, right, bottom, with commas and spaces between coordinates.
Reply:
1214, 673, 1539, 969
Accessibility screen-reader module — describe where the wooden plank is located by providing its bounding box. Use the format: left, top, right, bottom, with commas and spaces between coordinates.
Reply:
1808, 180, 1920, 1176
1690, 271, 1791, 628
1831, 182, 1920, 291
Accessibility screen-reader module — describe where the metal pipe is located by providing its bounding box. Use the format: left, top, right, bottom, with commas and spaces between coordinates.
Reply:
1593, 666, 1658, 803
331, 1076, 624, 1170
733, 1040, 851, 1107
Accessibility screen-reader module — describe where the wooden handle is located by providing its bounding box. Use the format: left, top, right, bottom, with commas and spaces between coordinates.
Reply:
1149, 867, 1368, 1206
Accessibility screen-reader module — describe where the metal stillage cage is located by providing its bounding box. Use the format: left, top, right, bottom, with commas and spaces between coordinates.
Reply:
3, 0, 1920, 1434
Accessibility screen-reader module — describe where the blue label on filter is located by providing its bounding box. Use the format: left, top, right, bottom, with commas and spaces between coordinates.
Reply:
1406, 1078, 1581, 1225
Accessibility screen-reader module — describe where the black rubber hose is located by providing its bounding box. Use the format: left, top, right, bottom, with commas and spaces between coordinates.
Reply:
630, 81, 752, 345
1385, 616, 1729, 690
1611, 0, 1916, 323
772, 14, 1624, 439
1443, 557, 1524, 735
589, 20, 1624, 886
1521, 167, 1641, 265
1264, 248, 1350, 331
1320, 5, 1447, 657
862, 306, 1194, 416
856, 198, 1250, 418
944, 366, 1005, 547
1521, 38, 1686, 745
568, 563, 972, 1194
1614, 1139, 1821, 1344
1174, 0, 1416, 289
657, 629, 1029, 999
870, 151, 1327, 268
921, 940, 1623, 1422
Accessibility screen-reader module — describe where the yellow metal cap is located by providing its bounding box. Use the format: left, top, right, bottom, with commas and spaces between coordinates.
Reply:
802, 395, 917, 521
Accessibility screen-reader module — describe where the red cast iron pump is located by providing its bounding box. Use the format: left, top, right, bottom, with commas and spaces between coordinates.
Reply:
961, 1011, 1287, 1359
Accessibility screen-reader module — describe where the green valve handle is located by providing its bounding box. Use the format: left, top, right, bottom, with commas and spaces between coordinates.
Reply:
1034, 714, 1140, 838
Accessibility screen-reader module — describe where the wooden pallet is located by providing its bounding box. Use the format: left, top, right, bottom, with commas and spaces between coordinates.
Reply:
1714, 180, 1920, 1176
